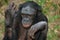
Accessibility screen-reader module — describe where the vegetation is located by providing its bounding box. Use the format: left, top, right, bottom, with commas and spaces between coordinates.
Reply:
0, 0, 60, 40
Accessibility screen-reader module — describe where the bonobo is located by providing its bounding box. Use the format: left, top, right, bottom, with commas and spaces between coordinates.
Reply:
17, 1, 48, 40
3, 1, 48, 40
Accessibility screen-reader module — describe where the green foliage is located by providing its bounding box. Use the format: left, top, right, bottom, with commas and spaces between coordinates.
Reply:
54, 25, 60, 30
49, 15, 60, 22
47, 24, 60, 40
51, 3, 58, 11
37, 0, 46, 5
0, 0, 8, 7
4, 0, 8, 4
47, 29, 58, 40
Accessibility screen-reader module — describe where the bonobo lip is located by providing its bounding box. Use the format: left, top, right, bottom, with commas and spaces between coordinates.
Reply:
22, 24, 31, 28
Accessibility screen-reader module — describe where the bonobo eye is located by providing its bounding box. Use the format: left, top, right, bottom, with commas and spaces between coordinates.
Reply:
21, 14, 34, 18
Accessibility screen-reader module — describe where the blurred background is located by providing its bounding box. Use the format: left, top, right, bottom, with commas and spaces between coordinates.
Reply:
0, 0, 60, 40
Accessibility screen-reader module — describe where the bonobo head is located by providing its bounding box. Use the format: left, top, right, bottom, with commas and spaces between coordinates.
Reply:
19, 1, 41, 28
21, 5, 36, 28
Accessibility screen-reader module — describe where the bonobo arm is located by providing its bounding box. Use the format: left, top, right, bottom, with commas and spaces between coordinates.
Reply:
3, 2, 16, 40
28, 21, 47, 39
12, 11, 21, 40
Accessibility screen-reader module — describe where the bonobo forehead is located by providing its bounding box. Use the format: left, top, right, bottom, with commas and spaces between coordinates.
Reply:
21, 5, 36, 15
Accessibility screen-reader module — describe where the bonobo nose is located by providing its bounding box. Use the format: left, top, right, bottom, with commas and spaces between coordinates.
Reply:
22, 18, 32, 25
23, 19, 30, 22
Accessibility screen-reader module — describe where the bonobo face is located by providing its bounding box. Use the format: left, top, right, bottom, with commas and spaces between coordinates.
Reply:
21, 6, 36, 28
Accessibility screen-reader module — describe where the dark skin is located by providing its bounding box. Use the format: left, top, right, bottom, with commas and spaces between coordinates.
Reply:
17, 1, 48, 40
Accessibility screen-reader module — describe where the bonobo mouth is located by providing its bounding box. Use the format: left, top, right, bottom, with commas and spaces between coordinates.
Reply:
22, 24, 32, 28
